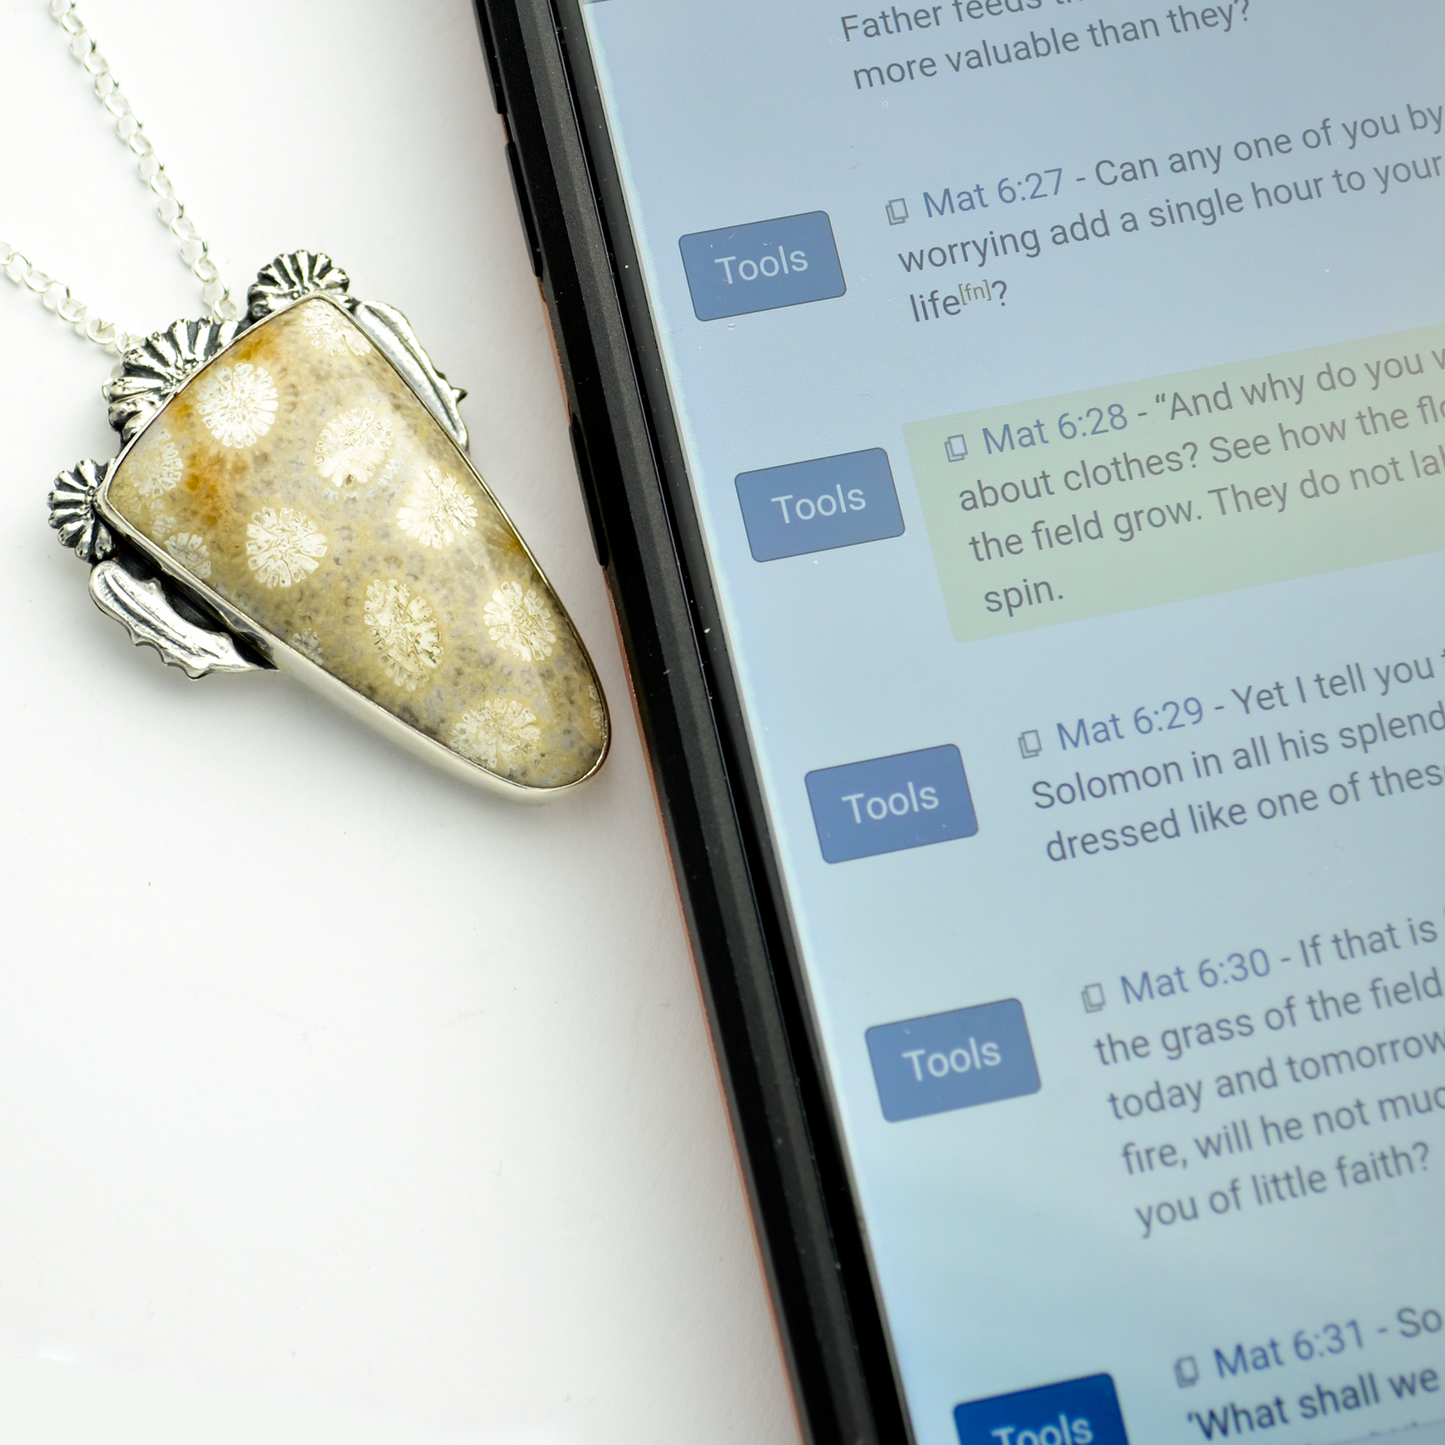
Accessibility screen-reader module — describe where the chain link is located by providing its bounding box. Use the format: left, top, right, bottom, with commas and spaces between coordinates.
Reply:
1, 0, 242, 356
1, 241, 144, 354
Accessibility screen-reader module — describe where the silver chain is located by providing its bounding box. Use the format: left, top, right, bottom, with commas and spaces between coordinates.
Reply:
1, 0, 242, 357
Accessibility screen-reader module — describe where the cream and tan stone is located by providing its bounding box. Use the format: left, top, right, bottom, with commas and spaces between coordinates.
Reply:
102, 298, 607, 792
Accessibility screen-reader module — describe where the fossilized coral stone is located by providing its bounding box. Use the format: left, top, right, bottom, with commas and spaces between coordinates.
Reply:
101, 298, 607, 791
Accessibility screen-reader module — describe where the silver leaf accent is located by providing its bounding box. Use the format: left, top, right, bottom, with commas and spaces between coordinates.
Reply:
247, 253, 467, 450
103, 318, 246, 442
248, 250, 350, 320
89, 561, 259, 678
49, 458, 116, 562
352, 300, 469, 453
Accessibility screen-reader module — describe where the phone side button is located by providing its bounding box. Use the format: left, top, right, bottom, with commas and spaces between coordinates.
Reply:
504, 139, 545, 279
471, 0, 508, 115
569, 416, 609, 567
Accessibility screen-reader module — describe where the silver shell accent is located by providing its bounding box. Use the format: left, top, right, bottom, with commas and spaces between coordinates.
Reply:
89, 561, 259, 678
247, 250, 350, 320
102, 317, 246, 442
49, 458, 116, 562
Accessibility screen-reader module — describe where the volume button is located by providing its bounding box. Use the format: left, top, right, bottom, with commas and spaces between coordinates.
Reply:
569, 416, 608, 568
472, 1, 508, 114
504, 140, 544, 279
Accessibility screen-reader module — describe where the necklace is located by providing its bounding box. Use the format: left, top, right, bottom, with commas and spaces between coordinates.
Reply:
5, 1, 608, 798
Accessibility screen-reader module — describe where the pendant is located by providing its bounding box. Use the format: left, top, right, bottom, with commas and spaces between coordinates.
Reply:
47, 253, 608, 798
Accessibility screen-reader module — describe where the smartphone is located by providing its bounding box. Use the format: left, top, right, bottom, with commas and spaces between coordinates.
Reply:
475, 3, 1445, 1441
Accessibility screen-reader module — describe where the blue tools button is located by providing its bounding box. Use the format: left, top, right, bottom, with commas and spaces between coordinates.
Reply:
678, 211, 846, 321
954, 1374, 1130, 1445
736, 448, 904, 562
866, 998, 1040, 1123
805, 744, 977, 864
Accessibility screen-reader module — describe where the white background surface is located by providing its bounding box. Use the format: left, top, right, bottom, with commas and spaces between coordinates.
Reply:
0, 1, 800, 1439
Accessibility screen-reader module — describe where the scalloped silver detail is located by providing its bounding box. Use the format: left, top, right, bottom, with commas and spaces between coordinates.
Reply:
89, 561, 259, 678
248, 251, 351, 321
49, 458, 116, 562
102, 318, 245, 442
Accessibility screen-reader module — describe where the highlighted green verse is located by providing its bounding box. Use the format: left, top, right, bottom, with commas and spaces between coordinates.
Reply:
906, 323, 1445, 642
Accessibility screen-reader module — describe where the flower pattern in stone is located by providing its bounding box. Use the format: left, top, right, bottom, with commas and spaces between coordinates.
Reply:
164, 532, 212, 579
314, 406, 393, 486
484, 581, 556, 663
395, 466, 478, 549
450, 699, 541, 771
364, 578, 442, 689
246, 506, 328, 588
196, 363, 279, 448
133, 431, 183, 502
300, 300, 372, 358
291, 629, 325, 664
97, 295, 607, 791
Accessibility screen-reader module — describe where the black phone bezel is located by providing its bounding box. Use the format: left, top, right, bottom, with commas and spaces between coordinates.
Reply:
472, 2, 910, 1441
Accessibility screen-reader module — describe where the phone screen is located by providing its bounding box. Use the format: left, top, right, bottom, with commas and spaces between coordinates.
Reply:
573, 3, 1445, 1441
